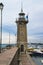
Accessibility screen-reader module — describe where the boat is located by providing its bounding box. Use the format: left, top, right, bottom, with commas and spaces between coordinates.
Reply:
27, 47, 34, 52
32, 49, 43, 56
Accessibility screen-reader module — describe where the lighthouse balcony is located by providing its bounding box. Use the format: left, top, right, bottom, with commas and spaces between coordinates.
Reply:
16, 18, 28, 23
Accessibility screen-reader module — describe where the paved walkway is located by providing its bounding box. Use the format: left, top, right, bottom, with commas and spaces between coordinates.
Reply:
20, 53, 37, 65
0, 47, 37, 65
0, 47, 18, 65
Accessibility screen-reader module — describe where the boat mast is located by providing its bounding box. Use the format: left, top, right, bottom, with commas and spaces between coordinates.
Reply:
9, 32, 10, 47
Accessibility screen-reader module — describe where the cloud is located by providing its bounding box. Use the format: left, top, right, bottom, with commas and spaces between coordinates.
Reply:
2, 32, 43, 44
2, 32, 17, 44
0, 0, 43, 43
28, 35, 43, 43
2, 24, 17, 34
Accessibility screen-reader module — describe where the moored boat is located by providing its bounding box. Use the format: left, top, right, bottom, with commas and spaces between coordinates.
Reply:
32, 49, 43, 56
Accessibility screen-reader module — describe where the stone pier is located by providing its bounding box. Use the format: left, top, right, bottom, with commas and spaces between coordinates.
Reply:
19, 53, 37, 65
0, 47, 18, 65
0, 47, 37, 65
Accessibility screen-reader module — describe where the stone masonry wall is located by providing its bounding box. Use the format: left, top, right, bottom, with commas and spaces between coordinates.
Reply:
10, 48, 20, 65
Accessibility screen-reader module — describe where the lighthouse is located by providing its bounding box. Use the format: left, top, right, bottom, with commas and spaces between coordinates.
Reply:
16, 8, 28, 53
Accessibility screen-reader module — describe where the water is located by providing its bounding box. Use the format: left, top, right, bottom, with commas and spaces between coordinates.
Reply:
0, 44, 7, 48
28, 44, 43, 65
2, 44, 7, 48
0, 44, 16, 48
31, 55, 43, 65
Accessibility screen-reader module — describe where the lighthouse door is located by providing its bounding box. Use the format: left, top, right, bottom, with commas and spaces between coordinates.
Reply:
21, 45, 24, 52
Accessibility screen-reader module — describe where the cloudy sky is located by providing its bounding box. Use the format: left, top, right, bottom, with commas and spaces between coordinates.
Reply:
0, 0, 43, 43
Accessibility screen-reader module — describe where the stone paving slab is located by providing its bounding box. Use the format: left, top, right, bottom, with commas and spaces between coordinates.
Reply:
20, 53, 37, 65
0, 47, 18, 65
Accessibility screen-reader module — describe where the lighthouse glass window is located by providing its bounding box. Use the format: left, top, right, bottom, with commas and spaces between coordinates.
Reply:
20, 15, 25, 18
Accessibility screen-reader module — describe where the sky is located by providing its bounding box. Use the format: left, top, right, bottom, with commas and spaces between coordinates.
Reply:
0, 0, 43, 44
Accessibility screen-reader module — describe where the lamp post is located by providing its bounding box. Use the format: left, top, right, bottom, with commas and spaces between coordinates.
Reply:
0, 3, 4, 53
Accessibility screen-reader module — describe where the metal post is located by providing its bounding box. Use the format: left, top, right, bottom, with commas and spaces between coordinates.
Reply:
0, 9, 2, 53
0, 3, 4, 53
9, 32, 10, 48
9, 33, 10, 45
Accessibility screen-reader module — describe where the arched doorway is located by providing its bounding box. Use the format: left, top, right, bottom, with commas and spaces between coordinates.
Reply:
21, 45, 24, 52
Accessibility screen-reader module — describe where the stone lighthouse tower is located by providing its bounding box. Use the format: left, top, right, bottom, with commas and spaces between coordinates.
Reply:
16, 8, 28, 53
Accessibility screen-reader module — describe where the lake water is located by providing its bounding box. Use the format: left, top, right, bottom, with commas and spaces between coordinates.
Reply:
31, 55, 43, 65
0, 44, 16, 48
28, 44, 43, 65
